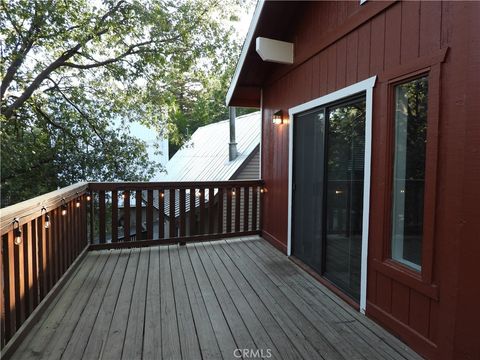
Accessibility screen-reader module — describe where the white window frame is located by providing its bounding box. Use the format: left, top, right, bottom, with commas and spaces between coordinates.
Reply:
287, 76, 376, 313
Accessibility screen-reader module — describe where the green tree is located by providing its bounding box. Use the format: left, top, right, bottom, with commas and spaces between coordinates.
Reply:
0, 0, 251, 207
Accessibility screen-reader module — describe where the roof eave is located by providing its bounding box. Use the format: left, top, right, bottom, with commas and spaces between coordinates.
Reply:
226, 0, 265, 107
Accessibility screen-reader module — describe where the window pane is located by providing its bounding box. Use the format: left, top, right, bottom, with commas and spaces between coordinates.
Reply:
324, 97, 365, 301
391, 77, 428, 270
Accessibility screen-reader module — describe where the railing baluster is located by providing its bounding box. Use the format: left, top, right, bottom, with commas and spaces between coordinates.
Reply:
179, 189, 186, 237
124, 190, 130, 241
13, 227, 24, 325
235, 187, 240, 232
189, 188, 196, 236
199, 188, 205, 234
252, 186, 258, 231
99, 191, 106, 244
37, 215, 46, 300
159, 189, 165, 239
136, 190, 143, 240
23, 222, 33, 317
3, 232, 16, 342
147, 190, 154, 240
30, 220, 39, 309
226, 187, 232, 233
169, 188, 176, 238
112, 190, 118, 243
243, 186, 250, 231
217, 188, 223, 234
208, 187, 214, 234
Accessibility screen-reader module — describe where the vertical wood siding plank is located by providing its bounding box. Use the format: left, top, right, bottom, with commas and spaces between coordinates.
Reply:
357, 22, 371, 80
370, 13, 385, 75
384, 3, 402, 69
346, 32, 358, 85
400, 1, 420, 64
336, 37, 347, 89
327, 45, 337, 93
419, 1, 441, 57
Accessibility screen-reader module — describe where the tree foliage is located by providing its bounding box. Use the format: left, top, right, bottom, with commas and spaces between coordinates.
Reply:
0, 0, 251, 206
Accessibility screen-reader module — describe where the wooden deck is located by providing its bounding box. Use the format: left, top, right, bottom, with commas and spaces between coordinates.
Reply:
10, 236, 420, 360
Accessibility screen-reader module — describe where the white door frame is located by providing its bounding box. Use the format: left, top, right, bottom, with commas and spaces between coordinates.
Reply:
287, 76, 376, 313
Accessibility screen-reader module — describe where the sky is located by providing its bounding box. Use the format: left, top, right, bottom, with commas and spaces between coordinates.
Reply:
130, 2, 257, 173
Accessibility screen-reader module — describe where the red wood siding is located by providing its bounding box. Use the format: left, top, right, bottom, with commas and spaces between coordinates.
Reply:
260, 1, 480, 359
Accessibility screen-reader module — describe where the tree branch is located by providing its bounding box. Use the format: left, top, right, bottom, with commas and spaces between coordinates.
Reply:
2, 0, 127, 119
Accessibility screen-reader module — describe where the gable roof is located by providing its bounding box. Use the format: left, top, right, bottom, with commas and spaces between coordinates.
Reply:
155, 111, 261, 182
151, 111, 261, 216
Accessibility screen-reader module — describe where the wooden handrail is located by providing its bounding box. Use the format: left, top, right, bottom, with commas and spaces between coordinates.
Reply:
1, 185, 89, 348
0, 182, 88, 236
88, 180, 263, 191
88, 180, 264, 247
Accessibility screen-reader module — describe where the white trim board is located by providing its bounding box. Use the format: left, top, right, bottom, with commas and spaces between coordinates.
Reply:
287, 76, 376, 314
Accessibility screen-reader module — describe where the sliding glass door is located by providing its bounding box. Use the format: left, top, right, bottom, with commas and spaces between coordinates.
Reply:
292, 96, 366, 302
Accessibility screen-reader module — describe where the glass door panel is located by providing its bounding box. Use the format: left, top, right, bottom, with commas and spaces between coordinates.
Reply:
292, 108, 326, 273
323, 97, 366, 301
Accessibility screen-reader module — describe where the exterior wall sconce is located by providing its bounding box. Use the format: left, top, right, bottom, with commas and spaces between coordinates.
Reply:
272, 110, 284, 125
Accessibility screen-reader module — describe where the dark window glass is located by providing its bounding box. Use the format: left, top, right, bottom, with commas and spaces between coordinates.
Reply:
391, 77, 428, 270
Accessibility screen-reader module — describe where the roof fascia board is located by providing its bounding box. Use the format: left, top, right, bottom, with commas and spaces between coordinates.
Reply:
226, 0, 265, 106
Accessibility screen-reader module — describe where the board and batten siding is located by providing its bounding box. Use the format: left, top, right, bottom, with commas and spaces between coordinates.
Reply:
259, 1, 480, 359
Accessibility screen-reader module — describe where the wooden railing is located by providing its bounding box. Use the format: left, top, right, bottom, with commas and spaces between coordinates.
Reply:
0, 179, 263, 350
0, 183, 89, 349
88, 180, 263, 249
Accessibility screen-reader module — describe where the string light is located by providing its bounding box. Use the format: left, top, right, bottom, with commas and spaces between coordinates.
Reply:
41, 207, 50, 229
75, 192, 81, 208
61, 198, 67, 216
196, 190, 202, 198
86, 193, 91, 201
232, 190, 236, 196
13, 219, 22, 245
160, 192, 164, 198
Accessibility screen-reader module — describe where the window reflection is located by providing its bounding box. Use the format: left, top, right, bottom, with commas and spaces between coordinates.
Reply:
391, 77, 428, 270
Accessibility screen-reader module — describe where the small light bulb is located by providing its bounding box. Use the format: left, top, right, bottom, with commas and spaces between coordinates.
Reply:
44, 214, 50, 229
86, 195, 91, 201
62, 207, 67, 216
196, 191, 201, 197
76, 200, 81, 208
160, 192, 164, 198
232, 190, 236, 196
122, 193, 126, 199
14, 228, 22, 245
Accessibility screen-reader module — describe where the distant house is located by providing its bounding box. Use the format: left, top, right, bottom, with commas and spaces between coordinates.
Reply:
148, 111, 261, 237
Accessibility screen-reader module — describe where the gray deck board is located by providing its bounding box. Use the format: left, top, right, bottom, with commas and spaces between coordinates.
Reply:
9, 236, 421, 360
